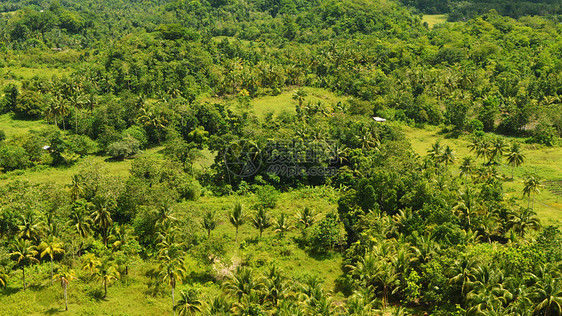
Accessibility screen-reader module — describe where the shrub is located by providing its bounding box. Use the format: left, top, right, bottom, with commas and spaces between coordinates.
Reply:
255, 185, 279, 209
0, 144, 30, 171
308, 212, 344, 254
122, 125, 148, 149
107, 136, 140, 160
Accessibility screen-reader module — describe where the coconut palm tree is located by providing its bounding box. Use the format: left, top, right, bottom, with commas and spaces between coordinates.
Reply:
508, 208, 541, 237
459, 156, 475, 183
442, 145, 456, 169
91, 197, 113, 247
488, 137, 508, 164
81, 253, 101, 276
522, 175, 543, 211
274, 213, 291, 238
229, 203, 246, 243
68, 174, 85, 202
375, 260, 397, 310
108, 223, 135, 254
152, 234, 187, 316
530, 277, 562, 316
154, 204, 177, 231
252, 207, 272, 239
18, 211, 42, 242
174, 288, 203, 316
448, 256, 478, 297
207, 296, 231, 315
292, 88, 308, 110
469, 137, 491, 163
296, 207, 315, 237
92, 260, 120, 298
10, 238, 39, 290
427, 141, 443, 164
505, 143, 525, 179
54, 267, 76, 311
39, 236, 65, 285
262, 265, 291, 307
223, 266, 262, 303
454, 188, 480, 229
201, 210, 218, 238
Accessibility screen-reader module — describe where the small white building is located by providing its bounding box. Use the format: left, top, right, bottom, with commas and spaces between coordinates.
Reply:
373, 117, 386, 122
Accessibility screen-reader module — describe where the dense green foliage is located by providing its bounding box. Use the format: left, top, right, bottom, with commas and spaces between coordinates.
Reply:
1, 0, 561, 314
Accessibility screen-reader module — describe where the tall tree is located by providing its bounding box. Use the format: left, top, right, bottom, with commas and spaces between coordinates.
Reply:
10, 239, 39, 290
229, 203, 246, 243
201, 210, 218, 238
296, 207, 315, 237
39, 236, 65, 285
174, 289, 203, 316
522, 175, 543, 211
506, 143, 525, 179
252, 207, 272, 239
92, 260, 120, 298
54, 267, 76, 311
91, 197, 113, 247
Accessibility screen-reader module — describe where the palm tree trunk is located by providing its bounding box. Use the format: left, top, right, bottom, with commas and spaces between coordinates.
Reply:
235, 227, 239, 244
104, 280, 107, 298
50, 257, 54, 285
383, 285, 388, 309
64, 282, 68, 310
22, 267, 26, 290
511, 166, 514, 179
172, 285, 175, 316
532, 193, 535, 211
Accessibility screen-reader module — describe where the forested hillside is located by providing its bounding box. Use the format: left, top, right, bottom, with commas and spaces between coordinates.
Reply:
0, 0, 561, 315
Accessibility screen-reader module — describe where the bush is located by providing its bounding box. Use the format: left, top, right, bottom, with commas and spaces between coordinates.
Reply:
0, 144, 30, 171
0, 130, 5, 142
175, 174, 202, 201
122, 125, 148, 149
107, 136, 141, 160
531, 123, 557, 146
308, 212, 344, 254
65, 134, 99, 156
255, 185, 279, 209
467, 119, 484, 133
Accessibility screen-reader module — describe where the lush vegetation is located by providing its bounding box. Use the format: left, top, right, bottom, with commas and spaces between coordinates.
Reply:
1, 0, 561, 315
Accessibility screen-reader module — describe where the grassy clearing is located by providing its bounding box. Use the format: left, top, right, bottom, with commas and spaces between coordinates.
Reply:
0, 114, 50, 138
200, 87, 348, 119
0, 146, 166, 186
422, 14, 448, 28
0, 65, 72, 88
403, 124, 562, 225
175, 186, 343, 295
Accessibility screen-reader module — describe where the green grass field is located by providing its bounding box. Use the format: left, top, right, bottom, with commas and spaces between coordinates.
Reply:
422, 14, 448, 28
0, 114, 51, 138
403, 124, 562, 225
200, 87, 348, 119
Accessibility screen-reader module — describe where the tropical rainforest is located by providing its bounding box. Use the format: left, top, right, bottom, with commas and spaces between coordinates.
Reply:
0, 0, 561, 315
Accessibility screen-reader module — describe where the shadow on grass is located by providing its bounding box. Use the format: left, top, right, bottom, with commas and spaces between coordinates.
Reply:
0, 286, 20, 296
44, 307, 62, 315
